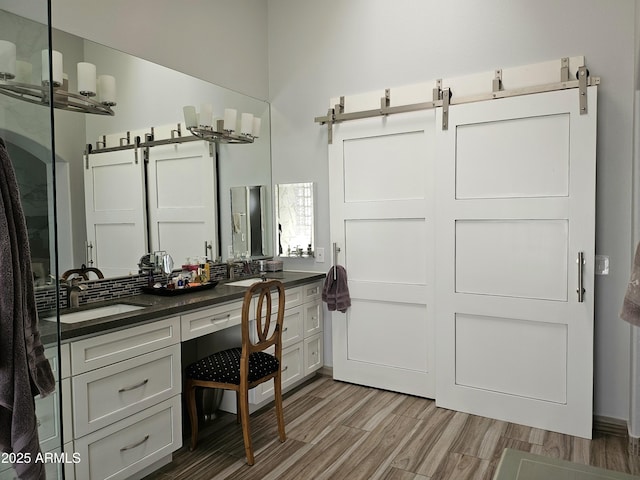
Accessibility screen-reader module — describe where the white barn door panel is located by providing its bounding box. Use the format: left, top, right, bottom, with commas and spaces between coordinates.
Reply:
329, 111, 436, 398
146, 141, 217, 264
435, 87, 597, 438
84, 149, 147, 277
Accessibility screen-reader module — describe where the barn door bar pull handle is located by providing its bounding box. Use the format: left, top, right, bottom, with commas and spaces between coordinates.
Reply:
577, 251, 585, 303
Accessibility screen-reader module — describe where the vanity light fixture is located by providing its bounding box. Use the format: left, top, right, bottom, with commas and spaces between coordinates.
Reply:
183, 104, 260, 144
0, 41, 116, 116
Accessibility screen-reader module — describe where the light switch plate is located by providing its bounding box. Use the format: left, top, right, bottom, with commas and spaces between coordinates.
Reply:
595, 255, 609, 275
316, 247, 325, 263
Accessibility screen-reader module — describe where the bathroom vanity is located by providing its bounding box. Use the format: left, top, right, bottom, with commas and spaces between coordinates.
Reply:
8, 272, 324, 480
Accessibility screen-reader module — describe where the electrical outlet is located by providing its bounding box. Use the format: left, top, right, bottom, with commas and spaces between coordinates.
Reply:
227, 245, 233, 259
316, 247, 325, 263
595, 255, 609, 275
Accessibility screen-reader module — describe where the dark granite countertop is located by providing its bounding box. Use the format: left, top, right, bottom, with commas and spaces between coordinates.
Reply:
39, 271, 326, 345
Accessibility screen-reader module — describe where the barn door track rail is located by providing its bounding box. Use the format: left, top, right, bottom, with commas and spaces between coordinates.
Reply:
314, 57, 599, 144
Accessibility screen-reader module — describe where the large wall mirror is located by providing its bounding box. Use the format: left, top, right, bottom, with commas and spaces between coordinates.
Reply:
0, 8, 273, 283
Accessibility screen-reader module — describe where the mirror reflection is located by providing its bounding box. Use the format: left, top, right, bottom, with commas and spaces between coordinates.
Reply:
230, 185, 267, 258
275, 182, 315, 258
46, 27, 273, 279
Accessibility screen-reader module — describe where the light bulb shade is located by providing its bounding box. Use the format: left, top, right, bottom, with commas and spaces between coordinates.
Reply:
77, 62, 96, 96
199, 103, 213, 127
183, 105, 197, 128
97, 74, 116, 105
0, 40, 16, 79
252, 117, 262, 138
14, 60, 31, 83
223, 108, 237, 131
41, 50, 63, 86
240, 113, 254, 135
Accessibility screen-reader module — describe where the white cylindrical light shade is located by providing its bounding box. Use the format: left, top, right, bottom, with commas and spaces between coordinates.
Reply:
199, 103, 213, 127
240, 113, 254, 135
97, 75, 116, 105
77, 62, 96, 95
223, 108, 237, 131
183, 106, 197, 128
0, 41, 16, 79
41, 50, 63, 86
14, 61, 32, 83
252, 117, 262, 138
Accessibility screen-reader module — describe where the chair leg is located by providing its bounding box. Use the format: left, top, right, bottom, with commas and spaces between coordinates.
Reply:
236, 391, 241, 424
274, 373, 286, 442
186, 381, 199, 451
238, 387, 254, 465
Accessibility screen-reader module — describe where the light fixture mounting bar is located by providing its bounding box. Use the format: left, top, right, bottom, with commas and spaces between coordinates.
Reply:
0, 79, 115, 115
188, 119, 255, 144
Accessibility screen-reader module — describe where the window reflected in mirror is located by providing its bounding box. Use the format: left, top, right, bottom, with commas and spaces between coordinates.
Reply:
275, 182, 314, 258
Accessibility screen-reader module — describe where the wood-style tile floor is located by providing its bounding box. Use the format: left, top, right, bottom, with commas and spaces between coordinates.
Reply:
146, 376, 640, 480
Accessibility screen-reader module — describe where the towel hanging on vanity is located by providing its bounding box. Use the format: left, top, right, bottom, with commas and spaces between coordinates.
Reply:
0, 137, 55, 480
621, 241, 640, 326
322, 265, 351, 313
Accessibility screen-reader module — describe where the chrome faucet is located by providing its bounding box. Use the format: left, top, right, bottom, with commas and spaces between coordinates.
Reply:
66, 283, 88, 309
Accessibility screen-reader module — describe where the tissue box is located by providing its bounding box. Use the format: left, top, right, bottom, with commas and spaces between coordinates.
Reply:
265, 260, 283, 272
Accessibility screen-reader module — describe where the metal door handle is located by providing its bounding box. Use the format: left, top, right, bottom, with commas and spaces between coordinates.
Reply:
577, 251, 585, 302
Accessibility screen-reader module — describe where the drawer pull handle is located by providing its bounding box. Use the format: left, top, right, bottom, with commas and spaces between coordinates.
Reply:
283, 327, 288, 332
212, 314, 231, 324
282, 365, 288, 372
118, 378, 149, 393
120, 434, 150, 452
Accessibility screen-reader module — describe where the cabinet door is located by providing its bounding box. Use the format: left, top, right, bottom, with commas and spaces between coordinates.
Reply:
84, 149, 147, 277
304, 334, 323, 375
146, 141, 217, 263
303, 300, 322, 338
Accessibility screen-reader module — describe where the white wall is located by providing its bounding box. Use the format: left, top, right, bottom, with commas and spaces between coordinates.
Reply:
267, 0, 636, 421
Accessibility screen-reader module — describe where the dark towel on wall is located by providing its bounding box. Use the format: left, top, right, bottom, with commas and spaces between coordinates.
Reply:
0, 137, 55, 480
622, 241, 640, 327
322, 265, 351, 313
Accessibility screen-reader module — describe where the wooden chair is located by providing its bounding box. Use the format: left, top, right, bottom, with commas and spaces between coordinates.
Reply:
184, 279, 286, 465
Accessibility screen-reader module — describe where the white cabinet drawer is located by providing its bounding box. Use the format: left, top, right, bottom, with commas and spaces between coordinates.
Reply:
251, 304, 303, 350
302, 281, 323, 303
70, 316, 180, 375
282, 305, 304, 349
282, 286, 303, 310
36, 377, 72, 451
181, 301, 242, 341
303, 300, 323, 338
73, 344, 181, 438
304, 334, 323, 375
258, 343, 303, 401
74, 395, 181, 480
45, 342, 71, 379
252, 285, 303, 316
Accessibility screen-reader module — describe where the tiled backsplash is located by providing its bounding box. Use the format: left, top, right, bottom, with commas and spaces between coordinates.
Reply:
35, 260, 256, 314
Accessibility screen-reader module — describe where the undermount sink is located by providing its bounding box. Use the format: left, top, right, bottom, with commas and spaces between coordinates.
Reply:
42, 303, 146, 324
226, 278, 274, 288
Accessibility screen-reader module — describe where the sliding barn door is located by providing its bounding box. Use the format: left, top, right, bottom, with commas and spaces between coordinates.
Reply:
84, 149, 147, 277
146, 141, 218, 264
435, 87, 597, 438
329, 111, 436, 398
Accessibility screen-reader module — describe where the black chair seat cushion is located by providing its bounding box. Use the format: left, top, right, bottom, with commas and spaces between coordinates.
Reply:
185, 347, 280, 385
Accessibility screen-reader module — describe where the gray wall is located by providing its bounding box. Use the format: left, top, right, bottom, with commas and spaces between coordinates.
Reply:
5, 0, 636, 421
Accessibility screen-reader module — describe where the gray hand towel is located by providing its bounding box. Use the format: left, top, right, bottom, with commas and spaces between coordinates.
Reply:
0, 137, 55, 480
621, 242, 640, 326
322, 265, 351, 313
